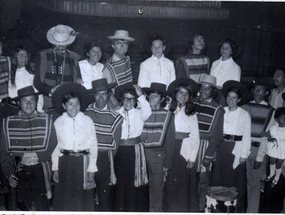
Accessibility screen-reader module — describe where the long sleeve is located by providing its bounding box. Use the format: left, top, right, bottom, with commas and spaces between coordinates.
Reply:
0, 124, 13, 180
138, 95, 152, 121
102, 65, 115, 85
169, 62, 176, 85
51, 144, 60, 171
137, 62, 149, 88
86, 118, 98, 173
163, 113, 176, 169
240, 111, 251, 158
175, 57, 188, 79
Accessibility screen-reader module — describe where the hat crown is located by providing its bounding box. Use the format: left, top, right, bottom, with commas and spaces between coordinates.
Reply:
113, 30, 130, 38
199, 74, 217, 86
17, 86, 36, 98
53, 25, 70, 43
149, 83, 166, 93
91, 78, 109, 93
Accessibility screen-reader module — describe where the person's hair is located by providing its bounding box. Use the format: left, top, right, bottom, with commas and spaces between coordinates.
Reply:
111, 39, 130, 46
226, 87, 241, 99
145, 91, 167, 108
83, 39, 103, 59
220, 39, 237, 56
273, 69, 285, 77
169, 84, 196, 116
188, 33, 206, 54
10, 45, 32, 86
118, 88, 138, 108
149, 34, 166, 47
62, 92, 80, 105
274, 107, 285, 119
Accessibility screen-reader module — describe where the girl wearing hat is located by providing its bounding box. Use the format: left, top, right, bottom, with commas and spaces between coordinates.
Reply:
51, 83, 98, 211
113, 83, 151, 212
211, 80, 251, 213
163, 78, 200, 212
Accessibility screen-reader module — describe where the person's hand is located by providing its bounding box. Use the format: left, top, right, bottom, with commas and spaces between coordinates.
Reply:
240, 157, 246, 164
85, 172, 95, 190
50, 85, 60, 94
53, 170, 59, 183
268, 137, 277, 143
133, 84, 143, 97
186, 161, 195, 169
254, 161, 262, 169
9, 175, 17, 188
203, 158, 211, 167
76, 78, 83, 85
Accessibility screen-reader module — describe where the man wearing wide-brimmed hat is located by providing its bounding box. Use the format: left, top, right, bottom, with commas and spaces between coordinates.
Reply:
193, 74, 225, 212
84, 78, 123, 211
0, 86, 57, 210
34, 24, 82, 111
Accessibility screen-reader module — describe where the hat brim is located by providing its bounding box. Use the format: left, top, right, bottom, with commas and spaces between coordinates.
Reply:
88, 82, 116, 94
198, 82, 222, 90
222, 80, 249, 106
107, 35, 135, 42
115, 83, 136, 100
52, 83, 90, 114
47, 26, 76, 46
142, 87, 167, 96
12, 92, 41, 101
167, 78, 198, 98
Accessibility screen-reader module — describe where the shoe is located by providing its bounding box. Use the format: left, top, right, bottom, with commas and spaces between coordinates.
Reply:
265, 174, 275, 182
271, 179, 278, 188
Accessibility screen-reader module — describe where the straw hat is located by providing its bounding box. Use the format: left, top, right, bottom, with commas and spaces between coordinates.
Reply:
107, 30, 135, 42
198, 74, 221, 89
47, 24, 76, 46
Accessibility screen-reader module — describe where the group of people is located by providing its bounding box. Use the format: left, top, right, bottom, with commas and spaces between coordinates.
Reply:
0, 24, 285, 213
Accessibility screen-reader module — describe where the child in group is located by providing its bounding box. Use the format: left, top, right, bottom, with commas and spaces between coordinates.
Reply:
261, 107, 285, 188
51, 83, 98, 211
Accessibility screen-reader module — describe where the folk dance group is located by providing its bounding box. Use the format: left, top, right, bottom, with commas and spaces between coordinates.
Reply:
0, 24, 285, 213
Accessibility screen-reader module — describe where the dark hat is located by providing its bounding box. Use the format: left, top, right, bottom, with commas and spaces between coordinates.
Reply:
167, 78, 198, 98
52, 83, 89, 114
247, 77, 275, 90
115, 82, 136, 100
282, 93, 285, 101
142, 83, 167, 96
13, 86, 40, 100
88, 78, 116, 94
222, 80, 249, 106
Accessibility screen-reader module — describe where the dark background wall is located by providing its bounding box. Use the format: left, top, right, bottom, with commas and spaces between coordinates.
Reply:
0, 0, 284, 82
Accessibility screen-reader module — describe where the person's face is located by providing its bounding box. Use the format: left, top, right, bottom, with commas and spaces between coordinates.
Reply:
122, 92, 136, 111
148, 92, 163, 110
62, 97, 80, 118
20, 95, 36, 116
226, 91, 240, 108
252, 85, 267, 102
276, 114, 285, 128
273, 70, 285, 87
0, 42, 3, 57
16, 50, 28, 68
192, 35, 205, 51
220, 42, 232, 59
176, 87, 190, 107
88, 46, 102, 63
54, 45, 67, 55
151, 40, 165, 59
199, 83, 212, 101
94, 90, 108, 109
112, 40, 129, 58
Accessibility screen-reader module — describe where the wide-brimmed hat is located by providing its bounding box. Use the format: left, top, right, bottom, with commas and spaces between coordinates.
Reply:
198, 74, 221, 89
47, 24, 76, 46
115, 82, 136, 100
88, 78, 116, 94
52, 83, 89, 114
222, 80, 249, 105
107, 30, 135, 42
246, 77, 275, 90
167, 78, 198, 98
13, 86, 41, 101
142, 83, 167, 96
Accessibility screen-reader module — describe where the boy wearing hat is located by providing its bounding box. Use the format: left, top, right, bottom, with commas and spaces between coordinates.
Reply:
138, 34, 176, 88
193, 74, 225, 212
34, 24, 82, 111
140, 83, 175, 212
84, 78, 123, 211
0, 86, 57, 210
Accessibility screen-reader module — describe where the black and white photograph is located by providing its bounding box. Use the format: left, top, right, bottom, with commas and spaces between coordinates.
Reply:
0, 0, 285, 214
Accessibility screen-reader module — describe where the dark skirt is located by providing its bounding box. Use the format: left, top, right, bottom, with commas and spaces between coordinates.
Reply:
113, 145, 149, 212
52, 155, 95, 211
211, 140, 247, 213
163, 139, 198, 212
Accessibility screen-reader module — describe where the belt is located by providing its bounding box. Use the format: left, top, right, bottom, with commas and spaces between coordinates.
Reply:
60, 149, 89, 157
251, 141, 260, 147
223, 134, 243, 142
120, 136, 140, 146
175, 132, 189, 140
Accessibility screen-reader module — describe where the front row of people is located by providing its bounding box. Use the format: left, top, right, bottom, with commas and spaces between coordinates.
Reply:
1, 75, 285, 212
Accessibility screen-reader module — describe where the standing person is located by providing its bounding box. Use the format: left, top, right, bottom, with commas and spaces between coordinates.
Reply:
210, 39, 241, 88
242, 78, 275, 213
79, 40, 104, 90
164, 78, 200, 212
34, 24, 82, 111
0, 86, 57, 211
102, 30, 135, 109
140, 83, 175, 212
85, 78, 123, 211
211, 80, 251, 213
175, 33, 210, 83
113, 83, 151, 212
269, 69, 285, 109
51, 83, 98, 211
194, 74, 224, 212
138, 34, 176, 88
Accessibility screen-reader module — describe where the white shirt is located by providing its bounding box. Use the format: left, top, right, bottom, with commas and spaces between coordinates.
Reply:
210, 57, 241, 87
138, 55, 176, 88
52, 112, 98, 172
269, 87, 285, 109
117, 95, 151, 139
79, 59, 104, 90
